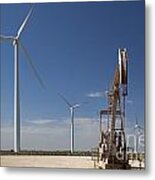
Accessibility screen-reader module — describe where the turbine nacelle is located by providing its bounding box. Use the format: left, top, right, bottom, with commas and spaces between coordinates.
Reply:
13, 38, 18, 46
134, 124, 138, 129
71, 104, 80, 109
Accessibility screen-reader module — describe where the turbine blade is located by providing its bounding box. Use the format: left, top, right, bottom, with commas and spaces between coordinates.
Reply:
58, 93, 72, 107
135, 115, 138, 125
19, 40, 45, 89
17, 7, 33, 38
73, 104, 80, 108
0, 35, 14, 42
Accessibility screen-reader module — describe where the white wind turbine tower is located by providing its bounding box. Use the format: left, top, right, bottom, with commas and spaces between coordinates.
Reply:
134, 116, 143, 153
58, 93, 80, 153
0, 6, 45, 152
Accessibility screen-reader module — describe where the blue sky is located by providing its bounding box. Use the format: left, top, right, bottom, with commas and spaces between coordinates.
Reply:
0, 1, 145, 150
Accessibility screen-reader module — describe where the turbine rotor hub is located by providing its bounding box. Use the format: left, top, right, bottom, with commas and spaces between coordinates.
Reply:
13, 38, 18, 46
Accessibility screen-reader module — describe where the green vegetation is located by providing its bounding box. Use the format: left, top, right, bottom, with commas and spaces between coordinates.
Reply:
0, 150, 92, 156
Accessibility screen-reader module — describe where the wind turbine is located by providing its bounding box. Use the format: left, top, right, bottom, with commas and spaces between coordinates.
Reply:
0, 6, 44, 152
134, 116, 143, 153
58, 93, 80, 153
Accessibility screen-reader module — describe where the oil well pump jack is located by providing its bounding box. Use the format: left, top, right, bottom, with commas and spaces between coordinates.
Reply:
99, 48, 131, 169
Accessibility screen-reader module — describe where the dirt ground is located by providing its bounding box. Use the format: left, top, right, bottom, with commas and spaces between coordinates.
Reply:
0, 155, 95, 169
0, 155, 145, 169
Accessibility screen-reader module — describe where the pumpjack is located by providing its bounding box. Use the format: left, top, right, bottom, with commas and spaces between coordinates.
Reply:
99, 48, 131, 169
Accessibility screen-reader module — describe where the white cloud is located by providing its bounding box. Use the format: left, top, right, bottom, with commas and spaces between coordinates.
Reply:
26, 119, 55, 125
74, 117, 98, 125
1, 117, 99, 151
1, 117, 145, 153
1, 117, 144, 152
86, 91, 105, 98
127, 100, 133, 104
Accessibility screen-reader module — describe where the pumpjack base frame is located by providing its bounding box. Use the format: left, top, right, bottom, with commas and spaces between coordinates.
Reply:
105, 162, 131, 169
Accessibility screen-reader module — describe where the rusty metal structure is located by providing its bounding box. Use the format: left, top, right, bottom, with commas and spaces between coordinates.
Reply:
99, 48, 131, 169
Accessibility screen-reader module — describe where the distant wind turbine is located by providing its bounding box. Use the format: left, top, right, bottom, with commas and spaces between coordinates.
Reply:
58, 93, 80, 153
0, 6, 45, 152
134, 116, 143, 153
